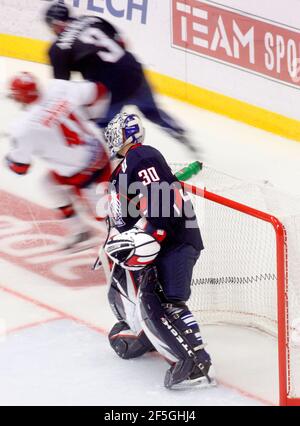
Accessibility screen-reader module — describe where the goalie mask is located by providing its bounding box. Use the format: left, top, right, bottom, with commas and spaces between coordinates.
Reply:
104, 113, 145, 157
105, 228, 160, 271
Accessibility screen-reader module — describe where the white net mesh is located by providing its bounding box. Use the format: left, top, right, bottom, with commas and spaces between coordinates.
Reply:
171, 163, 300, 400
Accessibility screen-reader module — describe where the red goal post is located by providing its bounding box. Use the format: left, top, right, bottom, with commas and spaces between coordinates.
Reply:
181, 180, 300, 406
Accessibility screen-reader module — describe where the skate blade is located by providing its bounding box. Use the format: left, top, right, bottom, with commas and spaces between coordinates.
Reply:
59, 237, 100, 254
65, 240, 99, 254
168, 376, 217, 391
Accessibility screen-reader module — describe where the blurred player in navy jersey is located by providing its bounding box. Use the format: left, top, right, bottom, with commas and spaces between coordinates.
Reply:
44, 1, 197, 153
95, 112, 213, 389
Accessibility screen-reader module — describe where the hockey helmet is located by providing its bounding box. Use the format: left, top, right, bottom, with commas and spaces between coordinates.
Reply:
104, 112, 145, 157
45, 1, 70, 26
9, 72, 40, 104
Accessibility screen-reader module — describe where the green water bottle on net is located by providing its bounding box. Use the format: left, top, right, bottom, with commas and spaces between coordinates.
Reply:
175, 161, 203, 182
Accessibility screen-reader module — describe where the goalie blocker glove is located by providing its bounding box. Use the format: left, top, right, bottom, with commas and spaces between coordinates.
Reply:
105, 227, 165, 271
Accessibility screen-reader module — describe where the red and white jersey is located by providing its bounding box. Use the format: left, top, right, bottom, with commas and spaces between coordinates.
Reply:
8, 79, 110, 177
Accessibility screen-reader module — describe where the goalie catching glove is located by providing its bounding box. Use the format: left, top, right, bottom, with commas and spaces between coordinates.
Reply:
105, 227, 164, 271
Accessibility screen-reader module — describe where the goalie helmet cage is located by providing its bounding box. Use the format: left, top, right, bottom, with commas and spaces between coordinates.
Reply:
172, 163, 300, 406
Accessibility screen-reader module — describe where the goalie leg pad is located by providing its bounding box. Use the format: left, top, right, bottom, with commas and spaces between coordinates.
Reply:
108, 264, 149, 335
108, 265, 127, 322
137, 267, 212, 386
109, 321, 155, 359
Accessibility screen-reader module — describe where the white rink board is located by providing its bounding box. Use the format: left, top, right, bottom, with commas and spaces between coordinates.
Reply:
1, 0, 300, 120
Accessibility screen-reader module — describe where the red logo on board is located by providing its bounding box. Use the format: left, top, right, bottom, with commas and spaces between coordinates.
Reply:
172, 0, 300, 87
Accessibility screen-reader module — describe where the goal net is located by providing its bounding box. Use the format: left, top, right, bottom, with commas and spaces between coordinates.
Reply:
172, 163, 300, 406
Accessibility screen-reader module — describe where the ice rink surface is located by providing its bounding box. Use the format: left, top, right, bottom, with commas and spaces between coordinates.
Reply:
0, 57, 300, 406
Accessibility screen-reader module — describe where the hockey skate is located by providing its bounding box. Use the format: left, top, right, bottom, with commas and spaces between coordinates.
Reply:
178, 133, 199, 155
164, 356, 216, 390
168, 128, 200, 155
60, 230, 98, 254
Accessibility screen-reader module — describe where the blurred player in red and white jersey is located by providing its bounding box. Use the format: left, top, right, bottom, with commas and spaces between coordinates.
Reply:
6, 71, 112, 251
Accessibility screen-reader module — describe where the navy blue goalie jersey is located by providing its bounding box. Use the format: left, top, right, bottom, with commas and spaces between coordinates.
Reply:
48, 16, 144, 103
109, 145, 204, 252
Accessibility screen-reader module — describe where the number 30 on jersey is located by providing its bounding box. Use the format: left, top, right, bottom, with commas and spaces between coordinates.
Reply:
138, 167, 160, 186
